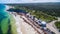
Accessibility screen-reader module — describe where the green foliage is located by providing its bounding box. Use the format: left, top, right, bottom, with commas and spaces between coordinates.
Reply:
13, 5, 58, 22
26, 9, 57, 22
7, 3, 60, 17
55, 21, 60, 29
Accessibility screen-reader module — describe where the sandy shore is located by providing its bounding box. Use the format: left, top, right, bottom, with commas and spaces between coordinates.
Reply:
5, 5, 38, 34
11, 13, 38, 34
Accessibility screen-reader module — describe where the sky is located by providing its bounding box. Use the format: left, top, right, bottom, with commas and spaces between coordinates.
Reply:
0, 0, 60, 3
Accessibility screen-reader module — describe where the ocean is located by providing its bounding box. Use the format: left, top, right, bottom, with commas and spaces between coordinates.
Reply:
0, 4, 11, 34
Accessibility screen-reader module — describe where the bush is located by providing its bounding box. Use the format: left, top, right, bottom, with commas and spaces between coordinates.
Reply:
55, 21, 60, 29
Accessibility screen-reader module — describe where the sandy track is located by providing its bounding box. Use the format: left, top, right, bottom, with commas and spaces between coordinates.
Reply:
21, 16, 44, 34
47, 20, 60, 34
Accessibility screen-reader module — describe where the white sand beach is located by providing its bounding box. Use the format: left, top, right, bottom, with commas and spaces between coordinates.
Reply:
11, 12, 38, 34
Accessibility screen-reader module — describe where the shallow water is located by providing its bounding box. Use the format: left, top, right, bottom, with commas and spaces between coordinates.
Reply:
0, 4, 12, 34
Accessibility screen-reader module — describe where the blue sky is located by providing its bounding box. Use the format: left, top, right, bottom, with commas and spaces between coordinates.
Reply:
0, 0, 60, 3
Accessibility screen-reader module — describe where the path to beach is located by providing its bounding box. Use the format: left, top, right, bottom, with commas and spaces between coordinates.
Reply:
47, 17, 60, 34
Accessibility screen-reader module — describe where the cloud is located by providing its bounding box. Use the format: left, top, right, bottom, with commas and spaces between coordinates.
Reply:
0, 0, 60, 3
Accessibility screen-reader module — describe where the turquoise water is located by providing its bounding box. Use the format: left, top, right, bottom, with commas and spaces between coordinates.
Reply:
0, 4, 11, 34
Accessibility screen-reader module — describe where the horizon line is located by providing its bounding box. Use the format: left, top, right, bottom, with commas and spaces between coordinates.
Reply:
0, 1, 60, 4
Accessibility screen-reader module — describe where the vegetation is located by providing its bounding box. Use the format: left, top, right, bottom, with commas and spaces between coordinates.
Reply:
7, 2, 59, 22
13, 6, 57, 22
55, 21, 60, 29
26, 9, 57, 22
8, 2, 60, 17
